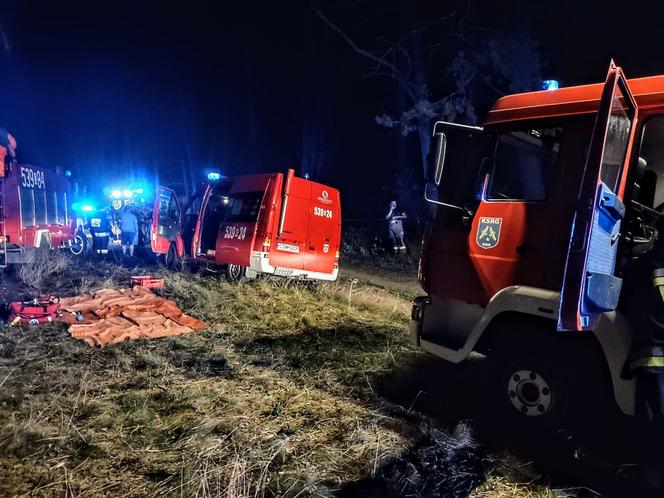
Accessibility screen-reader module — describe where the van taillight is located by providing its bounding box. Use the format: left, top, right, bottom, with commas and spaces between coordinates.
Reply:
263, 234, 272, 250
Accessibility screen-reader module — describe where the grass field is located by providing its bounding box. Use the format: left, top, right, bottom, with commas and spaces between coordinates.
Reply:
0, 254, 565, 497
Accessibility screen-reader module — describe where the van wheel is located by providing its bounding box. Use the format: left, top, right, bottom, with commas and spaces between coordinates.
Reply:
226, 264, 247, 283
165, 243, 183, 271
70, 235, 86, 256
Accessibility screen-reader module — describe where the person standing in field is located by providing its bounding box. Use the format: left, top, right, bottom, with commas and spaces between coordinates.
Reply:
386, 200, 407, 252
120, 205, 139, 257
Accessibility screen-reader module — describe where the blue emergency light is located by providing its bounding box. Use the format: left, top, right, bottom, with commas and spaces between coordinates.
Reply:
72, 201, 96, 213
134, 188, 144, 194
208, 172, 221, 181
542, 79, 559, 91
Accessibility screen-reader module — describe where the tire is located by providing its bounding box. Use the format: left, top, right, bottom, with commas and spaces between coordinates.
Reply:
482, 322, 616, 436
225, 263, 247, 283
491, 345, 568, 429
165, 243, 183, 271
69, 234, 86, 256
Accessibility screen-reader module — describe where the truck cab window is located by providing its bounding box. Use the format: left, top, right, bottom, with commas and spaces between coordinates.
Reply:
487, 127, 562, 201
601, 85, 632, 191
433, 129, 492, 212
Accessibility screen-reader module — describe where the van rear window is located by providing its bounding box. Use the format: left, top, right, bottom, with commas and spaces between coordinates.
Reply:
224, 191, 264, 222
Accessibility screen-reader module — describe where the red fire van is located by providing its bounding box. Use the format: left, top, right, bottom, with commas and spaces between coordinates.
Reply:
150, 169, 341, 282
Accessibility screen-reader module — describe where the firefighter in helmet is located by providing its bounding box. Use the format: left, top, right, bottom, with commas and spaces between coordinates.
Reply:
88, 211, 112, 255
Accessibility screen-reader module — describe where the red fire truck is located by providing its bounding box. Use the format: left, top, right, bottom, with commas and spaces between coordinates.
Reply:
410, 61, 664, 427
149, 169, 341, 282
1, 163, 75, 265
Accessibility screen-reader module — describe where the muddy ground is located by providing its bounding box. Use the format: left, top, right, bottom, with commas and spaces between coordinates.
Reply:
0, 252, 661, 497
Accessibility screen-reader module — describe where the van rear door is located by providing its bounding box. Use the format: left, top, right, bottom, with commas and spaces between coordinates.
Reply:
151, 186, 181, 255
558, 61, 638, 331
270, 173, 309, 272
304, 183, 340, 274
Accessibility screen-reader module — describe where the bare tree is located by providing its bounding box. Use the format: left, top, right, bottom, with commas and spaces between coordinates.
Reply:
0, 22, 11, 54
314, 5, 542, 177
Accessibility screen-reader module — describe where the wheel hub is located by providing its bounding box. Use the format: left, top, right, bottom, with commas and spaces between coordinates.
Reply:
507, 369, 552, 417
70, 235, 85, 255
229, 264, 241, 280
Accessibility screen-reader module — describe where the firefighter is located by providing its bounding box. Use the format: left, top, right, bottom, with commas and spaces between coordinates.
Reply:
386, 200, 407, 252
623, 211, 664, 423
89, 212, 111, 255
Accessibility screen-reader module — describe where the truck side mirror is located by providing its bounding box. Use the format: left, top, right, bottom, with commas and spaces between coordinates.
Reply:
433, 132, 447, 186
425, 132, 446, 186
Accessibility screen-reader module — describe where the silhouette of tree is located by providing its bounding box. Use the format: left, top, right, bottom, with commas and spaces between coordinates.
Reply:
315, 4, 542, 177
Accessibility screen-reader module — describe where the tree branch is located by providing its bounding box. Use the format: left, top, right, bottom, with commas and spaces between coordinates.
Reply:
0, 23, 11, 54
313, 7, 416, 102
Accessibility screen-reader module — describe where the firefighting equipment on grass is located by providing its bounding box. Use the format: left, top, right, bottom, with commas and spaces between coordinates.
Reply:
58, 286, 207, 346
7, 296, 64, 325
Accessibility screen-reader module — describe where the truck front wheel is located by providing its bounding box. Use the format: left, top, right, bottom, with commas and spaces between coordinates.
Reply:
495, 351, 567, 426
484, 329, 614, 434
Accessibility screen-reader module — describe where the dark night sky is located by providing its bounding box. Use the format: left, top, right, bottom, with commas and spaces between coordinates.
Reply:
1, 0, 664, 216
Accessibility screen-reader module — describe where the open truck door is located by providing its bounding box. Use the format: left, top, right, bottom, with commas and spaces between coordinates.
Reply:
151, 186, 183, 263
559, 61, 638, 331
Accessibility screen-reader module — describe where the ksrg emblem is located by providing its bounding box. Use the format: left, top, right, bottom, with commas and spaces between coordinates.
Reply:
476, 217, 502, 249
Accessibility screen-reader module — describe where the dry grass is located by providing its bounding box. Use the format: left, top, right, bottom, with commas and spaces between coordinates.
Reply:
17, 249, 70, 295
0, 256, 559, 497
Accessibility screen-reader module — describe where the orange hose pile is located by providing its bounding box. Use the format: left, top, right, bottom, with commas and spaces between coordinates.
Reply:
58, 286, 207, 347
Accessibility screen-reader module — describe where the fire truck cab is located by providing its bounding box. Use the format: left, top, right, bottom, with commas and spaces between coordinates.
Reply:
411, 62, 664, 425
150, 169, 341, 282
